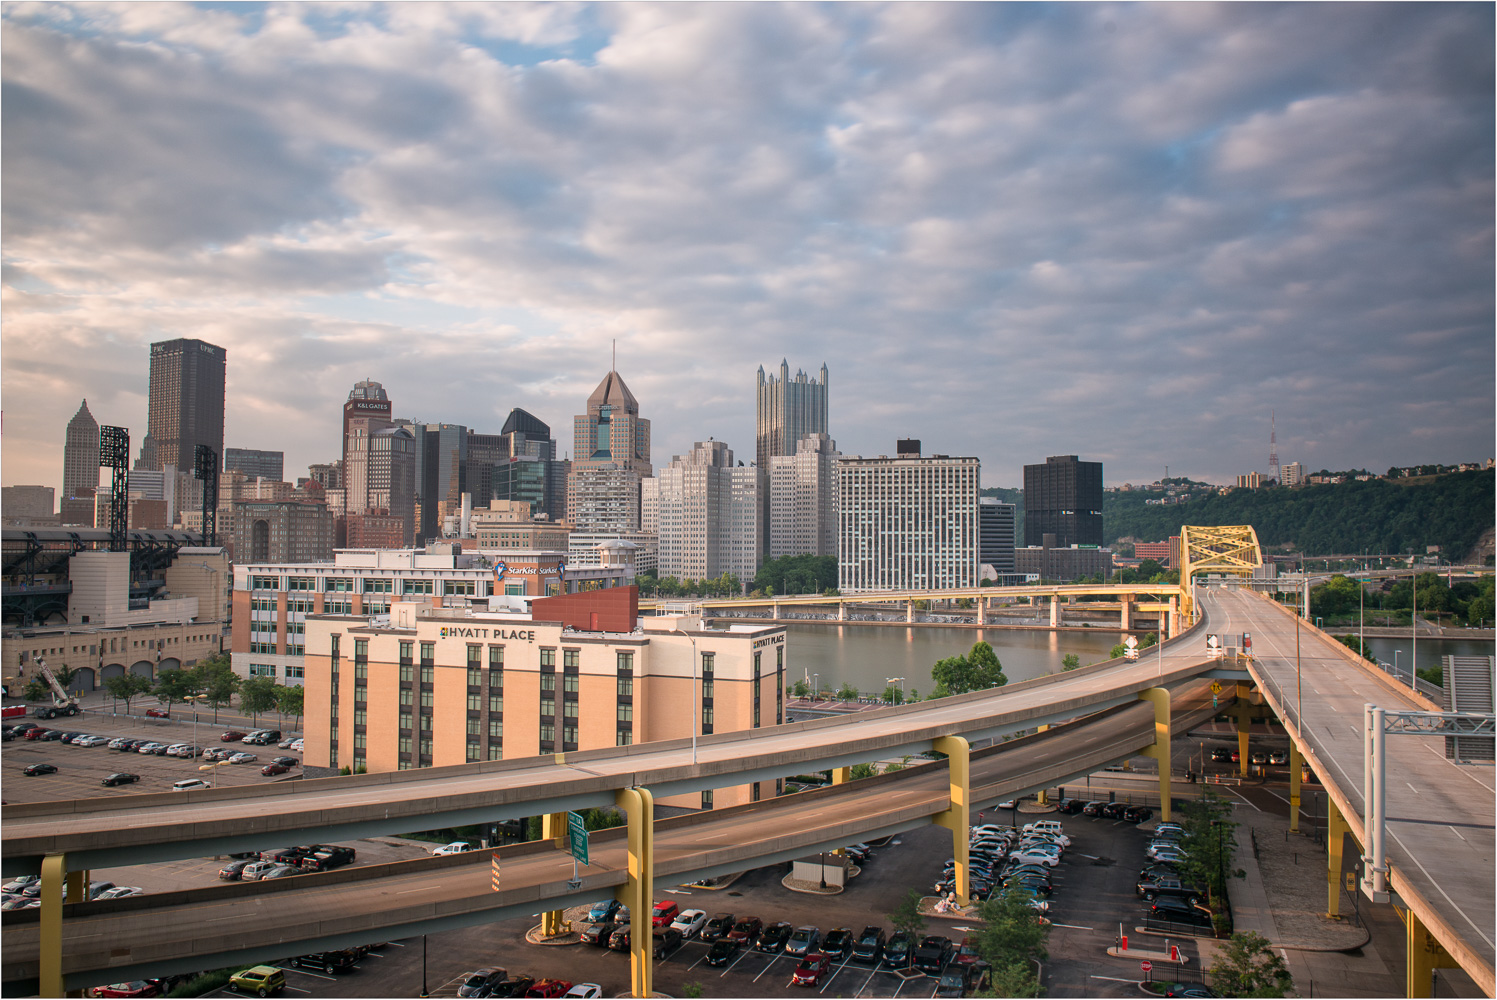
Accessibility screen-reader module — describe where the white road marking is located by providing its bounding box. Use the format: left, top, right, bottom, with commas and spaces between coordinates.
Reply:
1406, 782, 1419, 794
396, 885, 432, 894
1049, 923, 1094, 930
1449, 827, 1466, 842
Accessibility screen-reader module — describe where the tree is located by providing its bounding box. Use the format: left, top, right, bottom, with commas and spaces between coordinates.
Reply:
52, 664, 79, 691
104, 673, 154, 715
1109, 643, 1129, 659
239, 676, 279, 725
790, 678, 810, 698
1337, 635, 1375, 662
931, 641, 1006, 694
153, 667, 201, 716
23, 677, 48, 703
1061, 654, 1081, 671
976, 887, 1050, 967
848, 763, 877, 780
978, 958, 1043, 998
882, 685, 905, 704
193, 654, 240, 723
837, 682, 859, 702
275, 684, 304, 730
928, 680, 952, 700
1209, 931, 1293, 997
887, 889, 926, 968
1175, 791, 1241, 905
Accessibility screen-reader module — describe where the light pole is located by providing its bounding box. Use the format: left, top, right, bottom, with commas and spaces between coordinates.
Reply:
886, 677, 905, 703
813, 672, 819, 702
1410, 571, 1418, 691
673, 629, 699, 765
1394, 650, 1402, 682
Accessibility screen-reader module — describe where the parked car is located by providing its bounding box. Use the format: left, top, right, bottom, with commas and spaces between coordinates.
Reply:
727, 916, 764, 943
76, 735, 111, 747
270, 755, 299, 767
1162, 983, 1221, 998
238, 861, 285, 881
489, 977, 535, 998
260, 865, 301, 880
433, 841, 473, 856
523, 981, 572, 999
1057, 797, 1086, 814
586, 899, 622, 922
290, 950, 358, 974
23, 763, 58, 776
1123, 805, 1154, 822
882, 930, 913, 969
457, 967, 508, 997
1081, 800, 1108, 815
244, 730, 283, 745
561, 987, 602, 1000
651, 927, 684, 958
756, 920, 794, 953
820, 926, 853, 957
785, 925, 821, 958
144, 708, 170, 719
1100, 802, 1130, 819
299, 845, 357, 871
1210, 747, 1232, 762
2, 876, 38, 894
1138, 876, 1206, 905
170, 778, 212, 791
95, 887, 145, 900
227, 752, 257, 764
789, 953, 831, 987
700, 912, 735, 942
22, 727, 51, 740
671, 908, 708, 939
91, 980, 160, 996
228, 966, 285, 996
261, 762, 293, 776
218, 860, 259, 881
705, 936, 741, 967
1249, 751, 1268, 765
914, 934, 954, 974
937, 961, 992, 998
580, 920, 619, 946
607, 928, 631, 952
1268, 750, 1289, 765
651, 900, 680, 927
1147, 897, 1215, 929
219, 731, 247, 742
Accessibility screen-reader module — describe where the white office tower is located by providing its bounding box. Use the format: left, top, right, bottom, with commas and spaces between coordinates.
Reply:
655, 440, 762, 588
768, 433, 840, 559
837, 444, 980, 592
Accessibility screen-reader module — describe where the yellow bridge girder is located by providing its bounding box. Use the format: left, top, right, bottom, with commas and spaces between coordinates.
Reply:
1179, 524, 1263, 620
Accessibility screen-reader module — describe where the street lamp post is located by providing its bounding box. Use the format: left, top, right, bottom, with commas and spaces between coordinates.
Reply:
1394, 650, 1402, 681
812, 672, 819, 702
674, 629, 699, 766
886, 677, 905, 703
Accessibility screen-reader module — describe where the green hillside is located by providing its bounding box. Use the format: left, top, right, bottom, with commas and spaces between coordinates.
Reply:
1103, 470, 1493, 558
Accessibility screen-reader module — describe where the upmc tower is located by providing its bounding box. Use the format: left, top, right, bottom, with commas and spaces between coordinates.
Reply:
1023, 454, 1103, 548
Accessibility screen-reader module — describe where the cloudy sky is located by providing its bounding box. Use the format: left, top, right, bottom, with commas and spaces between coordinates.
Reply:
3, 2, 1492, 499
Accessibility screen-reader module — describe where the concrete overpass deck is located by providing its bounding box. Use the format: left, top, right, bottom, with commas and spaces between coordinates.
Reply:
1205, 588, 1495, 994
0, 685, 1219, 990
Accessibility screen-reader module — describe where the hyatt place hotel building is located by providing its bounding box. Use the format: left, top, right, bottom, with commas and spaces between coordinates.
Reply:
302, 587, 788, 810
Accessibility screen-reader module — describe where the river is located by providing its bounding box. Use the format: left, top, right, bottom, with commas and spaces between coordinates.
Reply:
779, 623, 1491, 698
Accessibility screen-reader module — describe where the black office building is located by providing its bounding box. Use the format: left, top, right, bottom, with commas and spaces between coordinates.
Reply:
1023, 455, 1103, 548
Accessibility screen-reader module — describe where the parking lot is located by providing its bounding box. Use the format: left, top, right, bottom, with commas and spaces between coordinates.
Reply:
2, 713, 303, 802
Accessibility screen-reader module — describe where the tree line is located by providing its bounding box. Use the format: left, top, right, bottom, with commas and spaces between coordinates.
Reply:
1104, 469, 1494, 558
32, 654, 306, 730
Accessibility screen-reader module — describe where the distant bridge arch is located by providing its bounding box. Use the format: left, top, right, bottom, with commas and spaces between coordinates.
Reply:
1179, 524, 1263, 619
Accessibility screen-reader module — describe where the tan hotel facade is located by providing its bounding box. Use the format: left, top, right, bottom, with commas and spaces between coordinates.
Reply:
302, 587, 788, 809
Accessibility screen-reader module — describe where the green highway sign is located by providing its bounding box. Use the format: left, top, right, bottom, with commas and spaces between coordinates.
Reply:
568, 810, 589, 866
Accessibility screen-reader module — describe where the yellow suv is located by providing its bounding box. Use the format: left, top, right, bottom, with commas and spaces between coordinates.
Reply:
229, 965, 285, 996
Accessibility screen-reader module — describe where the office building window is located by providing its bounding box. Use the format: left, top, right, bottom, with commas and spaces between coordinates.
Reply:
286, 664, 304, 679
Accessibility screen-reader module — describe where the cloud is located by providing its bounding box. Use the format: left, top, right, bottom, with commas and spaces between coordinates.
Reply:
1, 2, 1491, 498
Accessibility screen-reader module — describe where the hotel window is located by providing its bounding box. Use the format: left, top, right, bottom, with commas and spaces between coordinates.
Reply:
540, 648, 555, 668
701, 790, 713, 809
400, 664, 414, 682
540, 723, 555, 743
562, 674, 579, 694
467, 667, 482, 688
420, 738, 432, 756
617, 674, 633, 697
354, 709, 367, 727
617, 730, 633, 746
541, 674, 556, 692
702, 678, 714, 699
467, 644, 482, 666
488, 693, 503, 713
563, 649, 579, 669
488, 746, 502, 761
400, 689, 412, 706
354, 639, 368, 660
355, 663, 368, 680
562, 725, 577, 747
489, 645, 503, 667
400, 713, 412, 730
702, 705, 714, 730
420, 690, 433, 708
617, 704, 633, 722
617, 651, 633, 671
420, 714, 432, 731
399, 737, 412, 754
467, 717, 481, 735
420, 642, 435, 662
489, 719, 503, 739
468, 694, 481, 711
354, 732, 366, 749
541, 697, 555, 717
354, 684, 367, 703
420, 665, 434, 684
563, 701, 578, 719
400, 641, 414, 661
701, 652, 715, 674
467, 745, 481, 762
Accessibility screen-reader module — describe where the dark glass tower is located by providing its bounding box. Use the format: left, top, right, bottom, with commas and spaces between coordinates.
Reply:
1023, 455, 1103, 547
146, 338, 226, 473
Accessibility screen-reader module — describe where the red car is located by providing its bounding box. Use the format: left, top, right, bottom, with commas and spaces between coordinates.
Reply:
524, 980, 573, 998
261, 762, 293, 776
23, 728, 50, 740
144, 708, 169, 719
89, 982, 161, 998
220, 731, 247, 742
652, 900, 680, 927
790, 953, 830, 987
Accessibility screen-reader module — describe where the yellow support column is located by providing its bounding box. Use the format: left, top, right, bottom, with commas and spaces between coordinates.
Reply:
1403, 906, 1458, 997
40, 854, 66, 998
1036, 726, 1051, 804
1325, 797, 1347, 918
831, 767, 852, 854
540, 813, 572, 937
1288, 743, 1303, 834
931, 735, 971, 906
1137, 688, 1173, 823
65, 869, 87, 904
615, 786, 655, 999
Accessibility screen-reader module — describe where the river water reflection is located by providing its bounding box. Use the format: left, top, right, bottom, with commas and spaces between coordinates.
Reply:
780, 623, 1128, 696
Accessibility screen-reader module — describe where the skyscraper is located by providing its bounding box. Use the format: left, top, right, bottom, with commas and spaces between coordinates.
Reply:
145, 338, 227, 473
655, 440, 762, 586
342, 379, 392, 477
755, 360, 829, 471
979, 497, 1017, 577
1023, 455, 1103, 548
568, 369, 651, 531
837, 443, 980, 592
224, 448, 285, 481
62, 399, 100, 500
768, 433, 839, 559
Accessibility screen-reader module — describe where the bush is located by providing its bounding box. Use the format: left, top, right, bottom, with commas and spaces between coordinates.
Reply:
166, 967, 251, 997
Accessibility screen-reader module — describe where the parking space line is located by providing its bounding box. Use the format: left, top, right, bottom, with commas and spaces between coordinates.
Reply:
752, 953, 783, 981
279, 966, 338, 981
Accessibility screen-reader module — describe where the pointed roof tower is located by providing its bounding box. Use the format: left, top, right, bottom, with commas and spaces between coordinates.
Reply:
586, 370, 640, 415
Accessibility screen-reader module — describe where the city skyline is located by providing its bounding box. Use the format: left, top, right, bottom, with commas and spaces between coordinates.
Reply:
3, 4, 1492, 498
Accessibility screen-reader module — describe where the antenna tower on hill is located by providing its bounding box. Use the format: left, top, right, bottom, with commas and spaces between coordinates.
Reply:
1269, 411, 1280, 485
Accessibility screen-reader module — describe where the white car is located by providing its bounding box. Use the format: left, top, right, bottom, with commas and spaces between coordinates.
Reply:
239, 861, 283, 881
671, 908, 708, 939
563, 987, 602, 999
432, 841, 473, 856
96, 886, 144, 899
1148, 845, 1189, 862
1006, 848, 1060, 867
227, 752, 257, 764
